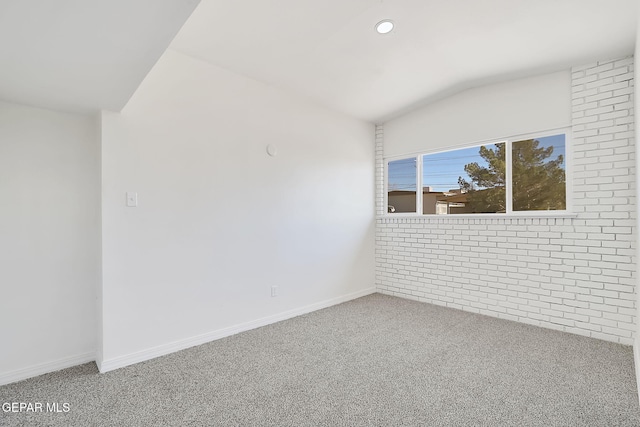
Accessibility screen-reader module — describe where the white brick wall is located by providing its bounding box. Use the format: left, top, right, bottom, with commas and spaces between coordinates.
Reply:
376, 57, 636, 345
375, 124, 385, 216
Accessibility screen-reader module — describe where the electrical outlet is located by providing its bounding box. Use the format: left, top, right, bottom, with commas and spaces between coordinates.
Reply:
271, 286, 278, 297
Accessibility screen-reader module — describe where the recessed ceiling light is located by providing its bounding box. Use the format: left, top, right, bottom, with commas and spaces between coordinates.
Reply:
375, 20, 394, 34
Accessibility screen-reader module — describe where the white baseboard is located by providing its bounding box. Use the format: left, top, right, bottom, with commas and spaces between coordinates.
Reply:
635, 338, 640, 404
0, 352, 95, 386
98, 287, 376, 373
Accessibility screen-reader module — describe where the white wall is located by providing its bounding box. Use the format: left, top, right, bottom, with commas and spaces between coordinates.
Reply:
99, 49, 375, 369
0, 101, 99, 385
377, 61, 636, 345
384, 71, 571, 157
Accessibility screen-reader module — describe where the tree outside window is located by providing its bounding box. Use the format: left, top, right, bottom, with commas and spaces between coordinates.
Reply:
458, 135, 565, 213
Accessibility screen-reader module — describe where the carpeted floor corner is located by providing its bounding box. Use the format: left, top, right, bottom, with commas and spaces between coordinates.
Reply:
2, 293, 639, 426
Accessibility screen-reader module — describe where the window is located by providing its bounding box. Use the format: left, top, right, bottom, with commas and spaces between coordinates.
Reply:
512, 134, 566, 211
423, 143, 505, 214
385, 131, 568, 215
387, 157, 417, 213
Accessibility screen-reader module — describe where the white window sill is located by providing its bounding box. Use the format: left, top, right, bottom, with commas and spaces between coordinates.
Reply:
377, 212, 578, 220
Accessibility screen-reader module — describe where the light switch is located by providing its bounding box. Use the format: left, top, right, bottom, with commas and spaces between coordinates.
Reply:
126, 192, 138, 207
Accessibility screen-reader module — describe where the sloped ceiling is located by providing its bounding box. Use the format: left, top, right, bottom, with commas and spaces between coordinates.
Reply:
0, 0, 200, 114
171, 0, 638, 122
0, 0, 637, 121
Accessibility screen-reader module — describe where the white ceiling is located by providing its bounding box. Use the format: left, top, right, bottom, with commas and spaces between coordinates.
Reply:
171, 0, 638, 122
0, 0, 637, 121
0, 0, 199, 114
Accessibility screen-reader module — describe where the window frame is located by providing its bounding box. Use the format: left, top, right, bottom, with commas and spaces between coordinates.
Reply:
384, 127, 572, 217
